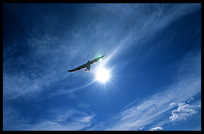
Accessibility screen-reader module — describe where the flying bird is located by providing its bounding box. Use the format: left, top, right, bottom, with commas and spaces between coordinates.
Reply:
68, 54, 106, 72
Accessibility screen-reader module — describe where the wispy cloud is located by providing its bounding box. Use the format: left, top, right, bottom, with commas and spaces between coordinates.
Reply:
3, 4, 200, 101
89, 50, 201, 130
187, 98, 194, 103
28, 108, 95, 130
170, 102, 177, 106
4, 106, 95, 130
3, 105, 32, 130
89, 77, 200, 130
3, 32, 94, 101
3, 4, 201, 131
78, 102, 91, 108
100, 4, 201, 71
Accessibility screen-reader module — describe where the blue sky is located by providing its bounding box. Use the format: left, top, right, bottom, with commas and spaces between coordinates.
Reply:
3, 3, 201, 131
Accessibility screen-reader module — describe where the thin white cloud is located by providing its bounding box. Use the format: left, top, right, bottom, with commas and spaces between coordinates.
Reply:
4, 106, 95, 130
3, 32, 93, 101
37, 79, 96, 101
68, 93, 78, 99
89, 50, 201, 130
3, 4, 200, 101
170, 102, 176, 106
89, 77, 200, 130
78, 102, 91, 108
150, 126, 163, 131
187, 98, 194, 103
99, 4, 201, 71
3, 105, 32, 130
3, 4, 201, 131
29, 115, 95, 131
27, 108, 95, 130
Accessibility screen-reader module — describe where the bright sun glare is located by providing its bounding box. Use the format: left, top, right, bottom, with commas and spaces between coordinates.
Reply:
95, 67, 110, 83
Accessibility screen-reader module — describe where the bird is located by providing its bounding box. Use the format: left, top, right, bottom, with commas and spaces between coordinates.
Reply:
68, 54, 106, 72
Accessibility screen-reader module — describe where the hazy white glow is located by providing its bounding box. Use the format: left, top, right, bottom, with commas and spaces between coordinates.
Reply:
95, 67, 110, 83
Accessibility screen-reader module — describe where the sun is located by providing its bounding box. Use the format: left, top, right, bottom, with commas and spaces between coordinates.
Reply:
95, 67, 110, 83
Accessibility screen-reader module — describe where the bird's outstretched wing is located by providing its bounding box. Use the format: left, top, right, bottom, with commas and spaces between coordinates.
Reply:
68, 63, 87, 72
90, 54, 106, 65
90, 57, 100, 64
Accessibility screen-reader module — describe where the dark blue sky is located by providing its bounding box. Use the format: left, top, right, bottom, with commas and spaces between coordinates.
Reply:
3, 3, 201, 131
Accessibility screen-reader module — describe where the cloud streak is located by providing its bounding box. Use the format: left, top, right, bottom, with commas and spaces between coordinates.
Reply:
89, 50, 201, 130
4, 106, 95, 130
3, 4, 201, 131
89, 77, 200, 130
29, 108, 95, 130
3, 4, 201, 101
